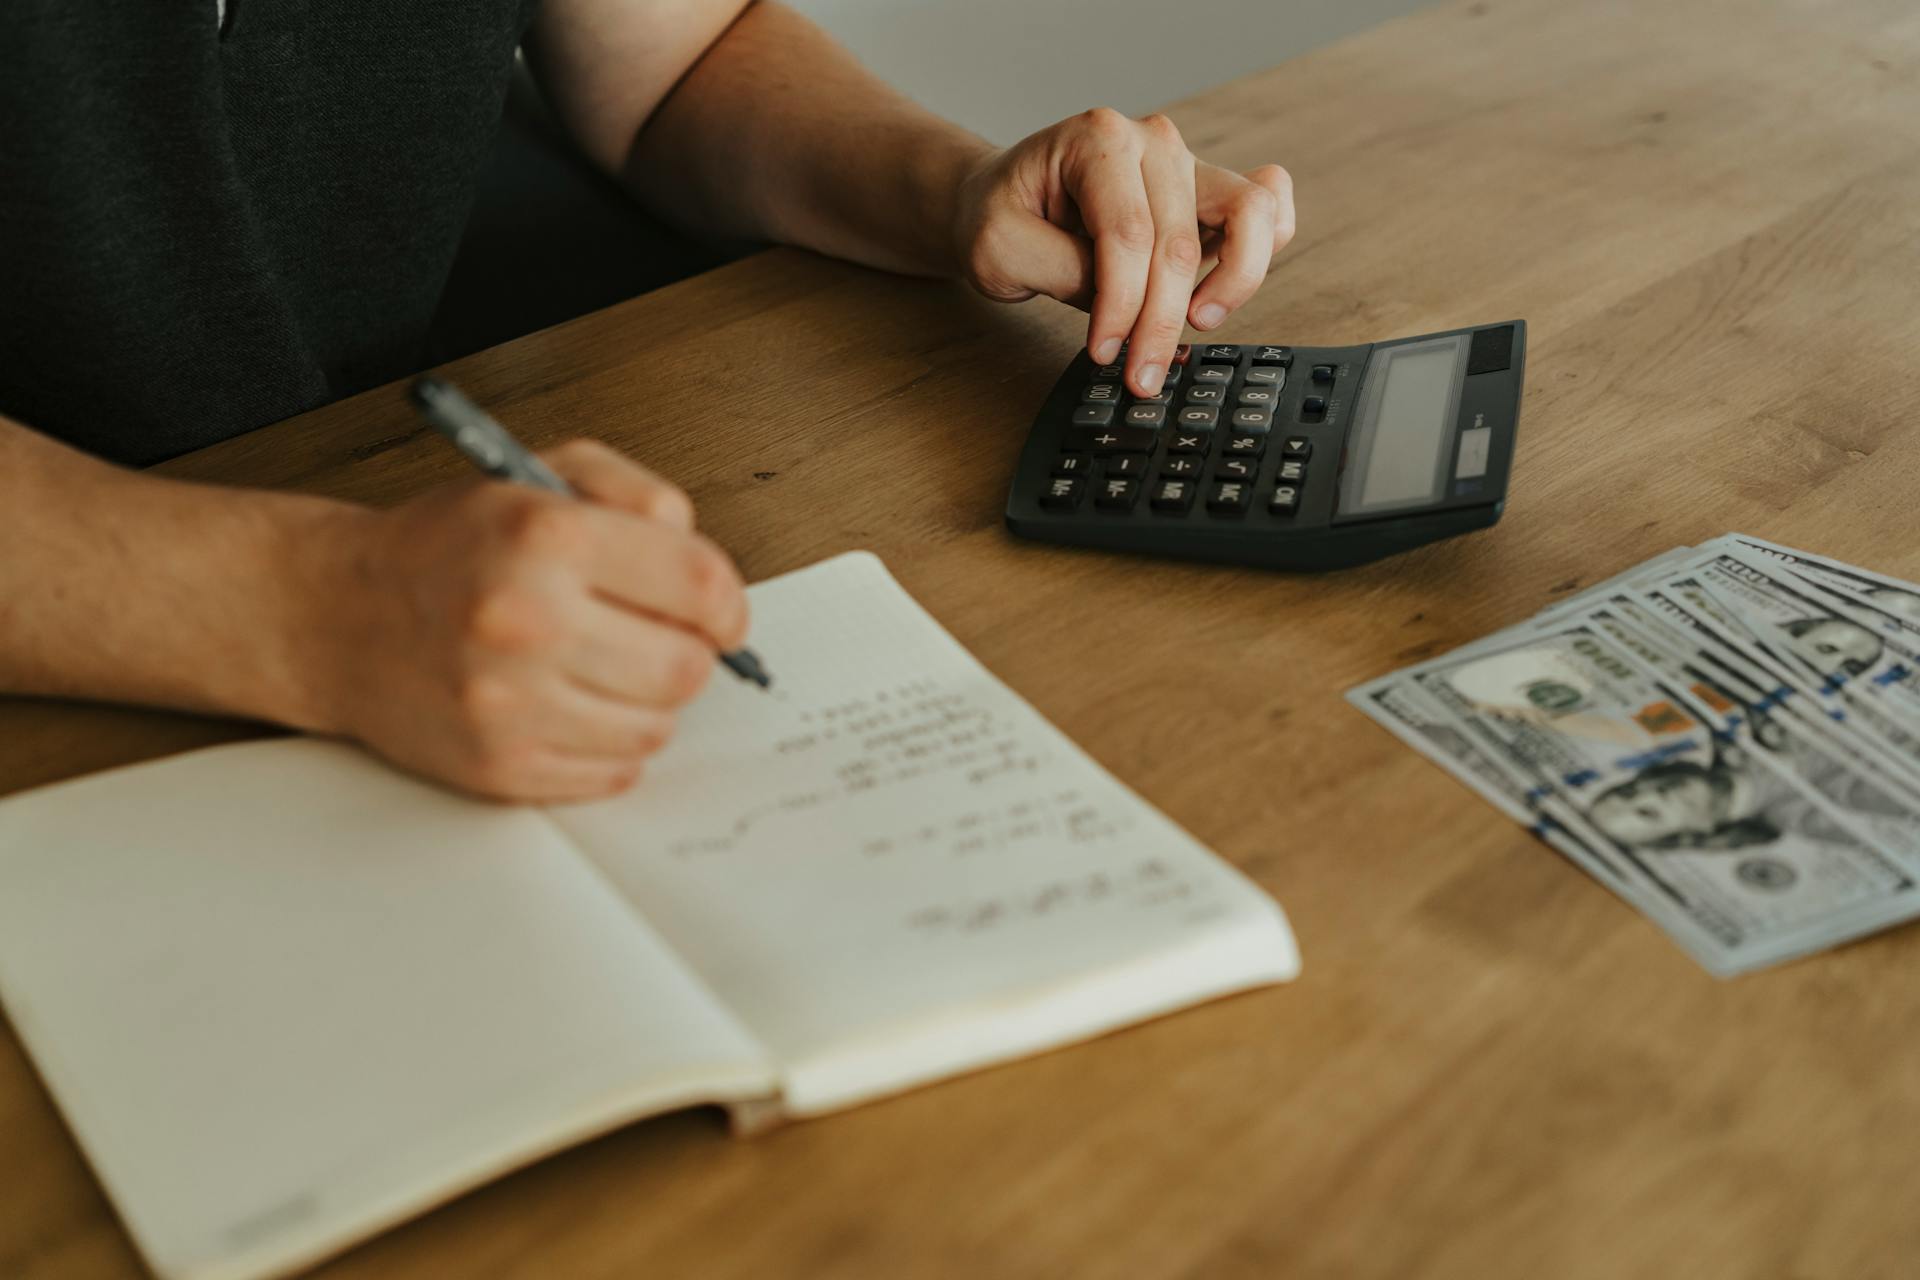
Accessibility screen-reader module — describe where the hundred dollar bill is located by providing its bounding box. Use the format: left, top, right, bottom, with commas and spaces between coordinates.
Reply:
1689, 551, 1920, 746
1584, 589, 1920, 805
1347, 673, 1633, 883
1643, 570, 1920, 786
1576, 602, 1920, 866
1730, 536, 1920, 625
1413, 621, 1920, 974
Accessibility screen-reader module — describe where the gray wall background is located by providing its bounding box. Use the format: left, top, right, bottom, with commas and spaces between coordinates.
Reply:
785, 0, 1438, 144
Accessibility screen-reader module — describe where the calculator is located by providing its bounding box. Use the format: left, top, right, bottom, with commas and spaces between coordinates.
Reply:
1004, 321, 1526, 571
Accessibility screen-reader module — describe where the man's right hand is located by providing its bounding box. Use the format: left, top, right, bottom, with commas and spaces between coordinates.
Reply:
309, 439, 748, 803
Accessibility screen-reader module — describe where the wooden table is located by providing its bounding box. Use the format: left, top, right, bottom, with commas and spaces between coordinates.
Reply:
8, 0, 1920, 1275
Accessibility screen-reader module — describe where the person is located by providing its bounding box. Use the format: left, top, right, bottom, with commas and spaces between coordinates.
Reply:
0, 1, 1295, 802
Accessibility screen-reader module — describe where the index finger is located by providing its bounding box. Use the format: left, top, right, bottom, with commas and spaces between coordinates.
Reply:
578, 509, 750, 652
542, 439, 695, 530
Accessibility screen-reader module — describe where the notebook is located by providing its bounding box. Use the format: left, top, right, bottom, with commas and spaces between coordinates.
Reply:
0, 552, 1298, 1280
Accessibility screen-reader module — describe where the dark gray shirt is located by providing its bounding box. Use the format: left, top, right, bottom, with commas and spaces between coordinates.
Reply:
1, 1, 536, 465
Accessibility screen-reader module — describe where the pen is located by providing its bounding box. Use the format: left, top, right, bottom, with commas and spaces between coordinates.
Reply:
409, 375, 773, 691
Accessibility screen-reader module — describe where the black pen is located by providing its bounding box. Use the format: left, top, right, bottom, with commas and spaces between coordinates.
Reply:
409, 375, 773, 691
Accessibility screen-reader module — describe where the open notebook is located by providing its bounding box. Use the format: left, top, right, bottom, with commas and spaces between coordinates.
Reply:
0, 552, 1297, 1280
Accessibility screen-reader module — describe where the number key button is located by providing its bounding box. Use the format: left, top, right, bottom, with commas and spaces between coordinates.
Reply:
1244, 365, 1286, 386
1124, 403, 1168, 428
1083, 382, 1122, 403
1192, 364, 1233, 384
1236, 386, 1277, 407
1231, 407, 1273, 432
1175, 406, 1219, 431
1185, 384, 1226, 406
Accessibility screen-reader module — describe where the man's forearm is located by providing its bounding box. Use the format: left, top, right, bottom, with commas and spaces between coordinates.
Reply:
0, 419, 363, 728
615, 3, 993, 277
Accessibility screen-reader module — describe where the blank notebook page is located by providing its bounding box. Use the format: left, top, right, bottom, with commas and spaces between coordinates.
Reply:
0, 739, 773, 1280
551, 552, 1298, 1113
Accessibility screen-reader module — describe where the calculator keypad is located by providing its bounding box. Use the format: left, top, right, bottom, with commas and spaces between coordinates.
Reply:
1024, 339, 1359, 535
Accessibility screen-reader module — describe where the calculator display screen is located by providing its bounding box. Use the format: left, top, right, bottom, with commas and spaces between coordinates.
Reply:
1338, 334, 1469, 518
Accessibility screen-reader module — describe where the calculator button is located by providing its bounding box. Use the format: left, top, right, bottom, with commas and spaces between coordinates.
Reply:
1185, 385, 1227, 405
1175, 407, 1219, 431
1159, 455, 1204, 478
1171, 343, 1193, 365
1236, 386, 1278, 407
1103, 452, 1149, 479
1253, 346, 1292, 366
1301, 396, 1328, 419
1052, 452, 1091, 476
1223, 432, 1266, 455
1201, 344, 1240, 363
1281, 436, 1312, 459
1092, 363, 1124, 380
1096, 477, 1140, 511
1131, 386, 1175, 406
1192, 365, 1233, 384
1216, 456, 1260, 481
1244, 366, 1287, 387
1165, 430, 1211, 454
1310, 364, 1336, 383
1268, 484, 1301, 515
1083, 383, 1123, 403
1207, 480, 1252, 513
1068, 426, 1159, 453
1041, 476, 1084, 510
1231, 407, 1273, 432
1071, 403, 1117, 427
1160, 361, 1185, 385
1150, 478, 1197, 512
1124, 403, 1168, 427
1276, 459, 1306, 484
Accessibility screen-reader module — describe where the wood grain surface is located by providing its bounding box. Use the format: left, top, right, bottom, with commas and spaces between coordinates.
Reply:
6, 0, 1920, 1275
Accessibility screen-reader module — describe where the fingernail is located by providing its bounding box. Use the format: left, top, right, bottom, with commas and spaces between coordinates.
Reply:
1093, 338, 1122, 364
1195, 303, 1226, 329
1139, 363, 1163, 394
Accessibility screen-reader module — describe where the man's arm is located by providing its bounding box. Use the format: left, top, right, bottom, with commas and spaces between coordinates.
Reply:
524, 0, 1295, 402
0, 418, 749, 801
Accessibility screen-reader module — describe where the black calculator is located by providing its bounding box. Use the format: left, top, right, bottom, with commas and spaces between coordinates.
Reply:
1004, 321, 1526, 571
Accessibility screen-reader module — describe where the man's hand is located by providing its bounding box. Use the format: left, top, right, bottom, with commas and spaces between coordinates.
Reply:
311, 441, 747, 803
953, 109, 1295, 399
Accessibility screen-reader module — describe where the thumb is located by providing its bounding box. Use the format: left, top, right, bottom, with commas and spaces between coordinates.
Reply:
970, 208, 1097, 310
